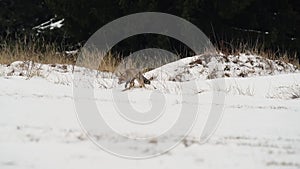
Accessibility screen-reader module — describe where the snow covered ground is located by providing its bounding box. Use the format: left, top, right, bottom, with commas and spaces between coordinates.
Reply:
1, 54, 300, 169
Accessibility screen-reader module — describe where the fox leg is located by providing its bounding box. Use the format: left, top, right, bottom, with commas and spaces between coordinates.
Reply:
125, 80, 131, 89
138, 79, 145, 88
136, 72, 145, 88
124, 77, 136, 89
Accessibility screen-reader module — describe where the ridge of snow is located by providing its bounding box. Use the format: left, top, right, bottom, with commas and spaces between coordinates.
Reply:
145, 53, 298, 82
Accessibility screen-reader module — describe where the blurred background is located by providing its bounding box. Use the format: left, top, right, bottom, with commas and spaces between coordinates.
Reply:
0, 0, 299, 62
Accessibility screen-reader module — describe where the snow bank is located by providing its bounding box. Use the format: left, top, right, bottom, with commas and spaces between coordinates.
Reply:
145, 53, 298, 82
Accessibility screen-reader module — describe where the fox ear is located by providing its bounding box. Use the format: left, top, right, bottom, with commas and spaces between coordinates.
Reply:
144, 68, 148, 73
142, 67, 153, 73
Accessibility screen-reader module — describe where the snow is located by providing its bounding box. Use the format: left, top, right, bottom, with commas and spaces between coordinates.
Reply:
1, 54, 300, 168
33, 18, 64, 32
145, 53, 298, 82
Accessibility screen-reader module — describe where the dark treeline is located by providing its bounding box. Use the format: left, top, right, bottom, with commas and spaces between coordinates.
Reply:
0, 0, 299, 59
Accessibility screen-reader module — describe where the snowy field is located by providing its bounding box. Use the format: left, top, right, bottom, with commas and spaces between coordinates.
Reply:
1, 54, 300, 169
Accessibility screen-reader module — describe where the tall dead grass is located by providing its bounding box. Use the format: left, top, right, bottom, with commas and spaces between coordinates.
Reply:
1, 38, 299, 72
217, 40, 299, 68
0, 38, 121, 72
0, 38, 75, 65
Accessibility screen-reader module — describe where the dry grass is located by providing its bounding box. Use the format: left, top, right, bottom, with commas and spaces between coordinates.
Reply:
217, 40, 299, 68
75, 48, 121, 72
0, 39, 76, 65
76, 47, 179, 73
0, 39, 121, 72
1, 38, 299, 72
